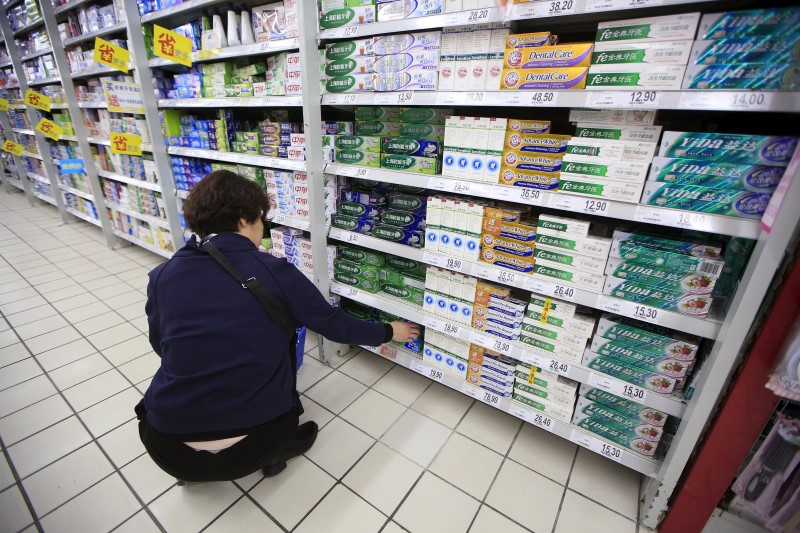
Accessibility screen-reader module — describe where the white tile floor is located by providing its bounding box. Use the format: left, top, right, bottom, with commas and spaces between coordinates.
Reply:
0, 188, 646, 532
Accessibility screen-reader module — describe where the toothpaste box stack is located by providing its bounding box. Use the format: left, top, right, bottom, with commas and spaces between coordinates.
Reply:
295, 237, 336, 280
377, 0, 443, 22
423, 331, 469, 378
588, 13, 700, 90
513, 360, 579, 423
466, 344, 515, 399
331, 186, 385, 235
333, 246, 383, 293
521, 293, 595, 356
567, 109, 660, 164
519, 293, 588, 365
319, 0, 376, 31
424, 266, 479, 326
379, 107, 446, 174
378, 310, 423, 353
583, 314, 701, 399
500, 119, 572, 190
533, 214, 610, 292
322, 120, 355, 162
374, 190, 426, 248
425, 195, 487, 261
380, 261, 425, 305
501, 32, 591, 91
641, 132, 798, 220
471, 280, 525, 341
604, 231, 724, 318
373, 31, 441, 91
325, 38, 374, 94
443, 115, 508, 184
684, 7, 800, 90
269, 171, 309, 220
480, 207, 536, 274
440, 24, 510, 91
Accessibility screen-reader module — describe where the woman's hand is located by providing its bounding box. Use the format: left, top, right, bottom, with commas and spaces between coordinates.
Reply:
390, 321, 421, 343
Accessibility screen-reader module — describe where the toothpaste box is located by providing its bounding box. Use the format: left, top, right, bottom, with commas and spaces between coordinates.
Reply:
336, 149, 381, 166
659, 132, 798, 167
605, 257, 719, 290
379, 209, 426, 231
583, 350, 680, 395
514, 380, 575, 409
502, 151, 563, 172
322, 121, 354, 135
481, 234, 534, 257
438, 31, 458, 91
373, 31, 442, 55
325, 56, 375, 78
380, 154, 440, 174
377, 0, 443, 21
319, 6, 377, 29
506, 32, 553, 49
326, 39, 375, 60
387, 192, 426, 214
334, 135, 382, 152
575, 123, 663, 144
372, 224, 424, 247
382, 138, 440, 158
586, 64, 686, 90
533, 262, 606, 293
604, 275, 714, 318
516, 362, 579, 398
699, 8, 800, 40
386, 255, 427, 279
399, 107, 451, 124
596, 314, 700, 356
568, 137, 658, 164
683, 63, 800, 90
521, 319, 590, 350
524, 307, 596, 338
338, 201, 381, 219
534, 245, 606, 276
504, 43, 594, 69
380, 277, 425, 306
537, 214, 593, 238
573, 411, 660, 458
481, 248, 534, 272
498, 167, 560, 190
512, 390, 573, 423
334, 259, 382, 280
581, 386, 671, 427
528, 294, 577, 320
326, 74, 375, 92
331, 214, 378, 234
398, 123, 445, 141
561, 157, 650, 183
519, 331, 585, 365
596, 13, 701, 44
568, 108, 657, 125
501, 67, 589, 90
355, 121, 401, 137
648, 157, 785, 193
482, 218, 537, 242
340, 188, 386, 206
611, 230, 723, 257
611, 235, 724, 274
590, 338, 693, 379
507, 119, 552, 135
641, 182, 772, 220
592, 335, 696, 367
467, 368, 514, 391
334, 270, 380, 292
536, 233, 611, 260
354, 107, 401, 122
373, 50, 440, 74
337, 244, 385, 266
592, 40, 694, 66
558, 175, 646, 203
574, 397, 664, 442
690, 35, 800, 66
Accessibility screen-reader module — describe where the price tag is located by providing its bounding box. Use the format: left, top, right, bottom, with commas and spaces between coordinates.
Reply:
436, 256, 464, 272
540, 356, 571, 376
582, 199, 610, 216
597, 295, 661, 325
327, 93, 357, 105
461, 8, 492, 24
375, 92, 414, 105
0, 98, 8, 111
548, 194, 576, 212
153, 25, 193, 67
478, 389, 502, 406
435, 93, 461, 106
460, 381, 479, 399
453, 181, 472, 194
427, 177, 452, 192
272, 214, 287, 225
585, 91, 661, 109
570, 430, 624, 463
109, 133, 142, 156
94, 37, 130, 73
465, 92, 485, 104
344, 286, 358, 299
35, 118, 63, 141
414, 363, 444, 383
492, 268, 517, 286
510, 405, 556, 432
586, 0, 661, 10
548, 194, 611, 217
24, 90, 51, 112
507, 187, 544, 205
634, 206, 712, 231
423, 315, 445, 332
489, 337, 513, 356
499, 93, 524, 106
197, 48, 221, 60
527, 91, 558, 106
2, 140, 24, 156
542, 0, 575, 15
588, 373, 648, 404
342, 26, 359, 37
470, 331, 493, 348
524, 277, 577, 302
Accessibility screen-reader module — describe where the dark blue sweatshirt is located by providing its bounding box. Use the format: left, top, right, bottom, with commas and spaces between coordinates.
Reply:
144, 232, 388, 435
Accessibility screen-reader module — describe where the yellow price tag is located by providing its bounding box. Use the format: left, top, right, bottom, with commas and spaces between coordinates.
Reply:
35, 118, 63, 141
0, 98, 8, 112
527, 365, 537, 385
539, 297, 552, 325
25, 90, 51, 112
2, 140, 24, 156
109, 132, 142, 155
94, 37, 129, 73
197, 48, 221, 60
153, 25, 193, 67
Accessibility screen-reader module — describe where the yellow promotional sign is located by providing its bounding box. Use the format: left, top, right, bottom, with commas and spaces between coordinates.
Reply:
94, 37, 130, 73
35, 118, 63, 141
109, 132, 142, 155
24, 90, 51, 112
0, 98, 8, 112
153, 25, 193, 67
2, 140, 24, 156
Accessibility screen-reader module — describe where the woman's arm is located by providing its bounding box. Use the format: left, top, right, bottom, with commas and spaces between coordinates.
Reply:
144, 270, 163, 357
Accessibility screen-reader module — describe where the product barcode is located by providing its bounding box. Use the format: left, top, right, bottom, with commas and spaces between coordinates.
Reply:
699, 262, 722, 276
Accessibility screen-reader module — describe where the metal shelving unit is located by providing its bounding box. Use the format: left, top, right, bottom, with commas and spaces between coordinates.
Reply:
166, 146, 307, 171
158, 96, 303, 108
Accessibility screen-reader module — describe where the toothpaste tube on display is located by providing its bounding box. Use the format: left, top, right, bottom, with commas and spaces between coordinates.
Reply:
659, 132, 798, 167
573, 412, 660, 458
482, 219, 537, 242
506, 119, 552, 134
590, 339, 693, 379
521, 320, 589, 350
524, 308, 596, 338
373, 224, 424, 247
648, 157, 785, 193
640, 182, 772, 220
511, 391, 574, 423
591, 40, 694, 66
587, 64, 687, 90
604, 275, 714, 318
595, 13, 701, 44
504, 43, 594, 69
326, 39, 375, 60
336, 150, 381, 166
501, 151, 563, 172
592, 335, 697, 366
575, 123, 663, 144
532, 262, 606, 293
497, 167, 560, 190
558, 176, 645, 203
480, 248, 534, 272
481, 233, 534, 257
504, 133, 570, 155
611, 237, 724, 274
605, 257, 719, 288
331, 214, 378, 234
536, 233, 611, 260
380, 154, 440, 174
319, 6, 377, 29
561, 157, 650, 183
534, 246, 606, 276
683, 63, 800, 91
569, 108, 657, 125
690, 35, 800, 65
596, 314, 700, 355
506, 32, 553, 49
583, 351, 680, 396
334, 135, 382, 152
699, 8, 800, 40
574, 398, 664, 441
581, 386, 670, 427
501, 67, 589, 90
338, 201, 381, 219
377, 0, 443, 21
372, 31, 442, 55
338, 244, 385, 267
513, 380, 576, 409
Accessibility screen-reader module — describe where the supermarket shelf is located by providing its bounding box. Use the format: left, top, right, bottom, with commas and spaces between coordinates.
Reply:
62, 23, 127, 46
325, 164, 762, 240
20, 47, 52, 61
323, 90, 800, 114
71, 65, 134, 79
4, 83, 19, 89
320, 0, 716, 39
360, 341, 662, 477
26, 172, 48, 184
28, 76, 61, 86
50, 103, 69, 109
77, 101, 107, 109
65, 206, 100, 226
32, 190, 56, 205
328, 228, 721, 341
0, 60, 12, 68
158, 96, 303, 108
54, 0, 94, 15
12, 18, 45, 37
21, 151, 42, 160
87, 137, 154, 152
269, 213, 311, 232
107, 203, 170, 229
8, 178, 22, 190
59, 184, 93, 200
60, 135, 77, 141
97, 169, 162, 192
112, 229, 172, 258
12, 128, 34, 135
141, 0, 222, 23
333, 282, 687, 418
148, 38, 300, 68
167, 146, 307, 171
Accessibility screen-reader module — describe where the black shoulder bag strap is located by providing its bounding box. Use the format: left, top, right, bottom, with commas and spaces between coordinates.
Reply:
202, 239, 303, 416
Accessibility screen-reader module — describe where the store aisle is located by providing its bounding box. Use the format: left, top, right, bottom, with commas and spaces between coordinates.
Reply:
0, 188, 646, 533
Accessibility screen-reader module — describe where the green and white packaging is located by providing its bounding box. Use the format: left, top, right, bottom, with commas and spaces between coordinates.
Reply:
513, 380, 576, 409
575, 123, 663, 143
558, 175, 645, 203
596, 12, 701, 44
658, 132, 799, 167
586, 64, 686, 90
592, 40, 693, 66
535, 233, 611, 260
534, 245, 606, 276
568, 108, 657, 125
581, 386, 671, 428
533, 262, 606, 293
561, 157, 650, 183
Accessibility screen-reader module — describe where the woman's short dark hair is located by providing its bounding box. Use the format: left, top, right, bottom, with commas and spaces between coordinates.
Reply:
183, 170, 269, 238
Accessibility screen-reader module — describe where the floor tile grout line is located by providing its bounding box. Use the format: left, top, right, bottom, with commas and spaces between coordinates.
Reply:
0, 432, 44, 532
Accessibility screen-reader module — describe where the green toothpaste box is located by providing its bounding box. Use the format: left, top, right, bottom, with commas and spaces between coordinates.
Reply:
372, 224, 424, 247
521, 319, 589, 350
523, 308, 596, 338
382, 138, 441, 158
583, 351, 681, 395
561, 157, 650, 183
690, 35, 800, 65
574, 414, 659, 457
592, 40, 694, 66
398, 123, 445, 141
581, 386, 671, 428
586, 64, 686, 90
659, 132, 798, 167
516, 362, 579, 397
534, 245, 606, 276
612, 231, 722, 256
398, 107, 451, 125
596, 314, 700, 357
338, 201, 381, 219
528, 294, 578, 320
380, 279, 425, 306
611, 237, 724, 275
334, 135, 382, 152
558, 176, 645, 203
354, 121, 401, 137
596, 13, 701, 44
605, 258, 718, 292
380, 154, 440, 174
535, 233, 611, 260
699, 8, 800, 40
335, 149, 381, 166
511, 391, 573, 423
683, 63, 800, 91
603, 275, 714, 318
575, 123, 663, 143
330, 214, 377, 234
640, 181, 772, 220
519, 332, 584, 365
337, 244, 385, 267
354, 106, 401, 122
591, 338, 693, 378
385, 255, 427, 279
533, 261, 606, 293
537, 214, 592, 238
333, 271, 380, 293
334, 259, 381, 280
574, 397, 664, 442
648, 157, 784, 193
514, 380, 576, 409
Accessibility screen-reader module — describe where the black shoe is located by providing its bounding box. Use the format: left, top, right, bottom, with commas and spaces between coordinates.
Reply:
261, 422, 319, 478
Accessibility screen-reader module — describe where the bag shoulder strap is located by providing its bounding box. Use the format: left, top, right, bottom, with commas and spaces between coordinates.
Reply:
202, 240, 295, 339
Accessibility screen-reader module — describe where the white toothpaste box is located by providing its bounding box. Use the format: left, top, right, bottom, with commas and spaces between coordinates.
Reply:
533, 258, 607, 293
455, 30, 474, 89
465, 202, 483, 261
586, 64, 687, 90
561, 156, 650, 183
486, 28, 510, 91
373, 31, 442, 55
559, 174, 646, 203
528, 294, 578, 321
568, 108, 657, 126
537, 214, 592, 238
535, 243, 607, 276
438, 198, 455, 254
373, 50, 440, 74
377, 0, 443, 22
444, 0, 461, 12
574, 123, 663, 144
438, 31, 459, 91
592, 40, 693, 66
596, 13, 701, 44
566, 138, 625, 162
468, 30, 492, 91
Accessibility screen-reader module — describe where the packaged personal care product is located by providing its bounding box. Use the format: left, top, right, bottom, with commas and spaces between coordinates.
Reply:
592, 40, 693, 66
583, 351, 680, 395
586, 64, 687, 90
596, 12, 701, 44
682, 63, 800, 91
658, 132, 798, 167
504, 43, 594, 69
648, 157, 784, 193
575, 123, 663, 143
500, 67, 589, 90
